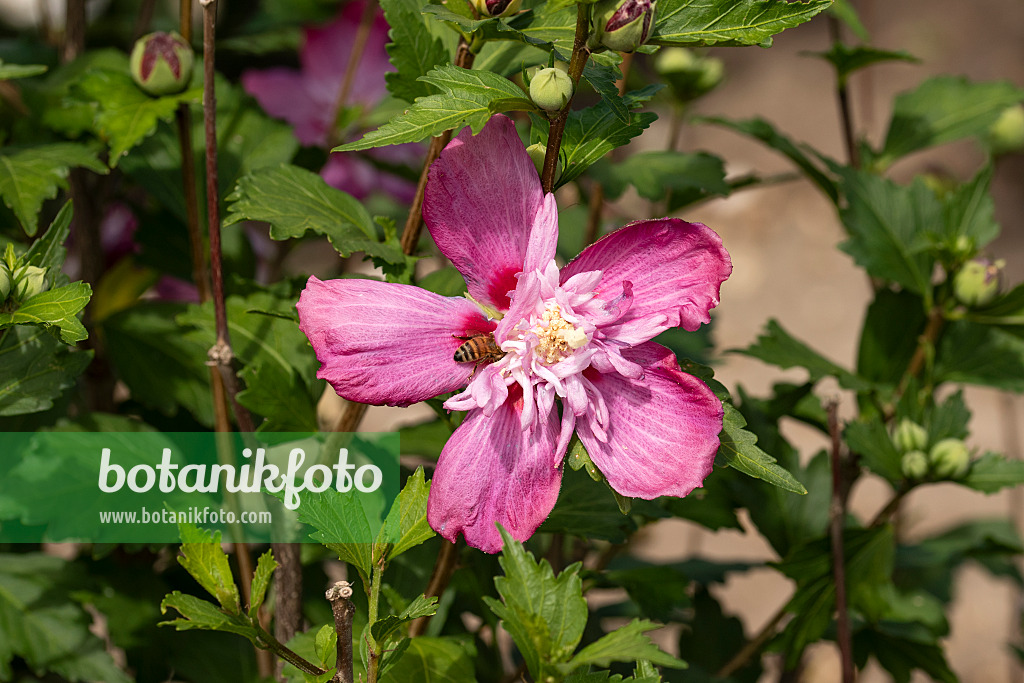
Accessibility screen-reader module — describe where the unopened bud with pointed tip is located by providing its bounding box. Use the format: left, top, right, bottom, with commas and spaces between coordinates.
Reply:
590, 0, 655, 53
530, 67, 573, 112
953, 257, 1004, 307
526, 142, 561, 180
929, 438, 970, 479
901, 450, 929, 480
130, 31, 194, 96
470, 0, 521, 18
11, 264, 46, 302
893, 419, 928, 454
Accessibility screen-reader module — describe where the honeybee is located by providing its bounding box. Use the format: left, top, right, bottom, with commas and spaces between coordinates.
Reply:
453, 333, 505, 374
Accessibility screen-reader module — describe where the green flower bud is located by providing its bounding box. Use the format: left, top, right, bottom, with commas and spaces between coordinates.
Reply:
470, 0, 522, 17
654, 48, 724, 101
130, 31, 194, 96
929, 438, 970, 479
589, 0, 655, 53
987, 104, 1024, 156
11, 264, 47, 302
0, 262, 11, 301
525, 142, 561, 180
893, 419, 928, 453
530, 67, 573, 112
901, 450, 929, 480
953, 257, 1004, 307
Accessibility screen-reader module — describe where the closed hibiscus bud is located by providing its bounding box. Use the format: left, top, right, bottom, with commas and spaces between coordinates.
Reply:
987, 104, 1024, 156
470, 0, 521, 18
525, 143, 562, 181
590, 0, 655, 53
953, 257, 1004, 307
929, 438, 970, 479
892, 419, 928, 454
530, 67, 573, 112
654, 48, 724, 101
901, 450, 929, 480
11, 264, 47, 302
0, 261, 11, 301
130, 31, 194, 96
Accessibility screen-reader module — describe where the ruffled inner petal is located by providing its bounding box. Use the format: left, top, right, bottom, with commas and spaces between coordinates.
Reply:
297, 276, 492, 407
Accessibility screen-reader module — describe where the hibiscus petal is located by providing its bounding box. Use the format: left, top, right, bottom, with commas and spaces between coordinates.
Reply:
302, 1, 391, 108
296, 276, 492, 406
241, 69, 327, 146
561, 218, 732, 336
427, 394, 562, 553
424, 115, 556, 311
576, 342, 722, 499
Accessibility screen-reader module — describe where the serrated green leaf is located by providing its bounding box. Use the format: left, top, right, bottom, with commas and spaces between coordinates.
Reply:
857, 289, 926, 384
226, 164, 409, 267
963, 453, 1024, 494
313, 624, 337, 669
177, 523, 242, 613
0, 143, 107, 236
24, 202, 73, 283
249, 550, 278, 619
159, 591, 260, 643
652, 0, 833, 47
838, 168, 937, 295
74, 69, 200, 165
382, 0, 450, 101
827, 0, 868, 40
876, 76, 1024, 166
378, 636, 475, 682
935, 165, 999, 251
335, 65, 536, 152
0, 281, 92, 344
844, 414, 902, 482
737, 318, 872, 390
485, 527, 588, 678
237, 361, 319, 433
718, 403, 807, 493
293, 488, 375, 577
590, 151, 728, 202
813, 43, 917, 85
581, 61, 629, 124
423, 5, 553, 49
541, 466, 638, 542
934, 321, 1024, 391
0, 325, 92, 416
568, 619, 686, 671
701, 116, 838, 202
370, 593, 438, 643
379, 467, 435, 561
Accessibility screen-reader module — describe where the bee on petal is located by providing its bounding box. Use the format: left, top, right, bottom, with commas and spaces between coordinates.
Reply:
454, 333, 505, 378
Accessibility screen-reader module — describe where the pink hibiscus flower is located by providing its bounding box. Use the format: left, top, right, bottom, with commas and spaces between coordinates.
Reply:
241, 1, 414, 202
297, 115, 732, 553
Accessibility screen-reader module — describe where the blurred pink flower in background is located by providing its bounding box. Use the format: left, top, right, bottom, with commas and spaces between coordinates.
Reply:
242, 0, 416, 202
297, 116, 733, 553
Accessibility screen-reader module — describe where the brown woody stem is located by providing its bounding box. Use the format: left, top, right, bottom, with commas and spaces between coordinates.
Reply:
827, 401, 855, 683
327, 582, 356, 683
540, 4, 590, 194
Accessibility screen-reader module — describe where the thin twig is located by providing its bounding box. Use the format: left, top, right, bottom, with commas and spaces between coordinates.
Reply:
272, 543, 303, 654
409, 540, 459, 637
828, 17, 859, 169
176, 105, 212, 302
331, 0, 380, 144
132, 0, 159, 41
256, 624, 327, 677
327, 582, 356, 683
541, 4, 590, 193
827, 400, 855, 683
714, 604, 788, 678
885, 306, 946, 419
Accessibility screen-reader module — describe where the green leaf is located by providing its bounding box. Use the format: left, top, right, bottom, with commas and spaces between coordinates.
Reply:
423, 5, 553, 50
377, 636, 476, 682
844, 414, 902, 482
934, 321, 1024, 391
74, 69, 201, 165
677, 586, 758, 681
590, 151, 728, 202
379, 467, 435, 561
876, 75, 1024, 166
963, 453, 1024, 494
313, 624, 337, 670
484, 527, 588, 679
569, 620, 686, 671
737, 318, 871, 391
540, 466, 639, 543
838, 168, 938, 295
827, 0, 868, 41
580, 61, 629, 125
857, 290, 926, 384
0, 281, 92, 344
293, 487, 375, 577
24, 201, 73, 280
249, 550, 278, 619
813, 43, 917, 85
159, 591, 261, 644
700, 116, 838, 202
0, 143, 107, 236
237, 361, 319, 433
0, 59, 47, 79
370, 593, 438, 643
0, 553, 133, 683
935, 166, 1000, 251
533, 85, 661, 188
335, 64, 536, 152
652, 0, 833, 47
102, 302, 215, 425
417, 266, 467, 297
381, 0, 450, 101
854, 624, 957, 683
177, 523, 242, 613
0, 325, 92, 416
717, 403, 807, 494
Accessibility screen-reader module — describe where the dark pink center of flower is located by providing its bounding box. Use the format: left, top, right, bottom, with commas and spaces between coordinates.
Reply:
140, 33, 184, 80
487, 265, 522, 311
605, 0, 650, 31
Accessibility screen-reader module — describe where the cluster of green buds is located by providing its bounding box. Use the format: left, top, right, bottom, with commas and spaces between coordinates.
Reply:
894, 418, 971, 481
1, 244, 48, 307
589, 0, 655, 53
526, 61, 573, 113
130, 31, 194, 96
470, 0, 522, 17
953, 257, 1005, 307
654, 48, 724, 103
